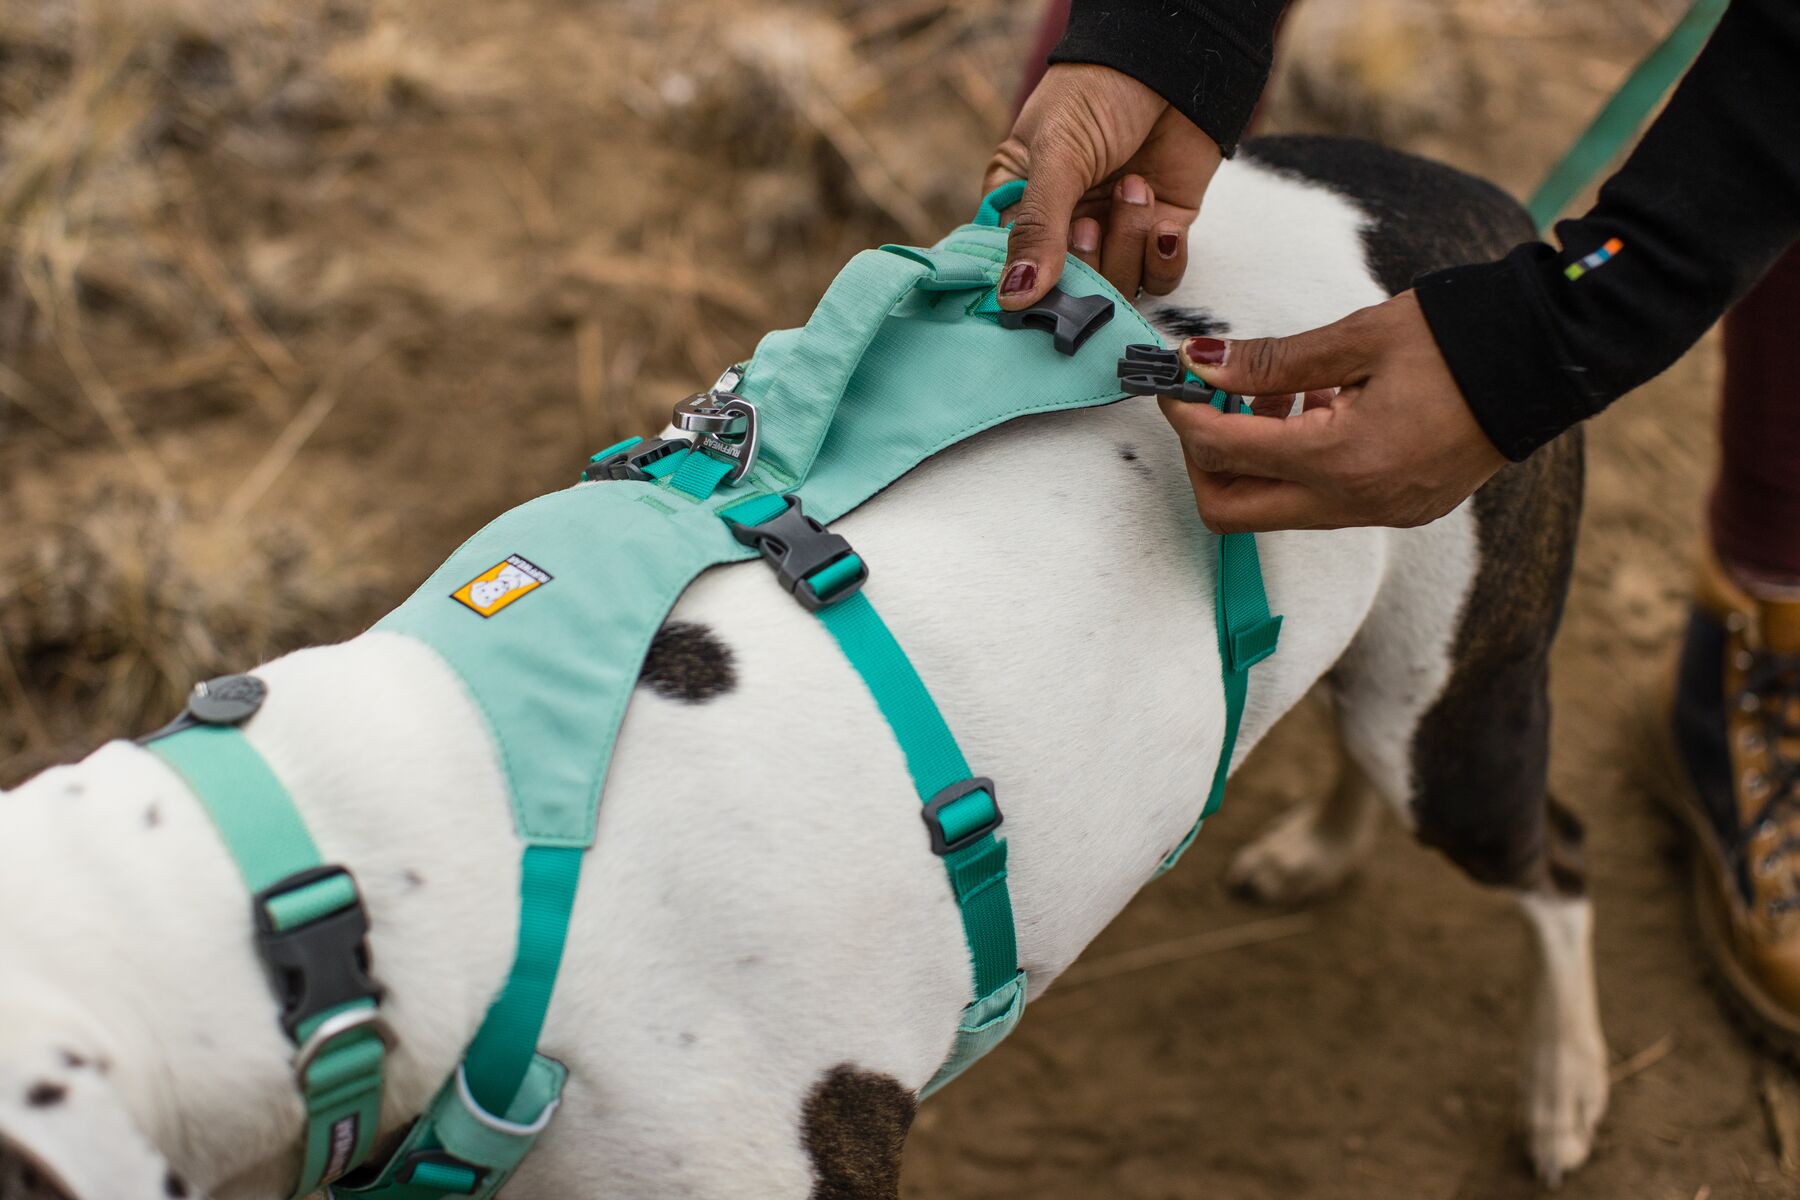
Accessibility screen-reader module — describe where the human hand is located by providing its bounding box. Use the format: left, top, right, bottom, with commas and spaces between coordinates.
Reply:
984, 63, 1221, 309
1160, 291, 1508, 532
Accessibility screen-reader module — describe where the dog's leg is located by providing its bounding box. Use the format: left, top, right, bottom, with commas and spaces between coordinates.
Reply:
1228, 709, 1381, 904
1327, 441, 1603, 1183
1518, 882, 1607, 1188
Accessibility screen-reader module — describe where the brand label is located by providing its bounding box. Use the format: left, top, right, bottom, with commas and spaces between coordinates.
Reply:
452, 554, 552, 618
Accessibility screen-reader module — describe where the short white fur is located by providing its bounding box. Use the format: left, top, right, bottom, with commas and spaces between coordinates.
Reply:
0, 156, 1604, 1198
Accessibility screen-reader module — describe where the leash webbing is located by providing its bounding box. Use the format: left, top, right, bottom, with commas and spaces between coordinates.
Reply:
148, 724, 388, 1198
720, 491, 1024, 1092
1526, 0, 1726, 230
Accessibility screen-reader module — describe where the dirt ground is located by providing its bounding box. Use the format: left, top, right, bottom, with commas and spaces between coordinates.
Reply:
1, 0, 1791, 1196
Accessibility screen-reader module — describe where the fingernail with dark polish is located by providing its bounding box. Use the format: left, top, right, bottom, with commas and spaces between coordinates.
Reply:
1156, 232, 1179, 259
1184, 336, 1228, 366
1000, 261, 1036, 296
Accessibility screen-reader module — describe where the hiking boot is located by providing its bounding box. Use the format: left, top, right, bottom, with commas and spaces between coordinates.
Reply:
1669, 551, 1800, 1053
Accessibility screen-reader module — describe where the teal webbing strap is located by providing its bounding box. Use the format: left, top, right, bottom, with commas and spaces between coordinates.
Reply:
973, 180, 1026, 229
1155, 391, 1283, 877
458, 844, 584, 1116
666, 447, 734, 500
148, 726, 387, 1197
1526, 0, 1725, 230
720, 492, 1023, 1088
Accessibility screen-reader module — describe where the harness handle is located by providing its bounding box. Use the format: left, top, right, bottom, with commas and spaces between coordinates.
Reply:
736, 246, 992, 487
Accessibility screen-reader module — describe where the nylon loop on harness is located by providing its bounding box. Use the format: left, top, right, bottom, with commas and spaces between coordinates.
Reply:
720, 492, 1024, 1093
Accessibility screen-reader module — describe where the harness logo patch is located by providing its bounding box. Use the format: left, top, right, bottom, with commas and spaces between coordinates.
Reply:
452, 554, 552, 617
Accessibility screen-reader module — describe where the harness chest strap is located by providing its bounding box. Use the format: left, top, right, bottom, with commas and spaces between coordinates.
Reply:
142, 683, 391, 1199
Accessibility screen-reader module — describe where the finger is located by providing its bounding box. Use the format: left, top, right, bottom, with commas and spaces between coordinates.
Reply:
998, 134, 1093, 309
1098, 174, 1155, 298
1159, 394, 1334, 480
1141, 219, 1188, 296
1070, 217, 1102, 271
1177, 306, 1376, 396
1186, 468, 1341, 534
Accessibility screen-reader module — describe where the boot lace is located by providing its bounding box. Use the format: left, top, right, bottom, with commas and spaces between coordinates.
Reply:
1743, 651, 1800, 916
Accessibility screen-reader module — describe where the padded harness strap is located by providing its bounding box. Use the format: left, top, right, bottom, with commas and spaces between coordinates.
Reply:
147, 717, 388, 1198
720, 492, 1025, 1094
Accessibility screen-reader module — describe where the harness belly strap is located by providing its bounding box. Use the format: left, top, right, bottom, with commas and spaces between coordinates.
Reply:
721, 492, 1025, 1095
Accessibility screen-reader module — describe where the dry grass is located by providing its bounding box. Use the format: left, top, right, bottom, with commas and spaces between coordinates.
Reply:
0, 0, 1034, 779
0, 0, 1698, 782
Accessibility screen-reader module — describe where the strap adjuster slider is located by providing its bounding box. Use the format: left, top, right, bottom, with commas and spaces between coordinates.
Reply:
921, 778, 1002, 855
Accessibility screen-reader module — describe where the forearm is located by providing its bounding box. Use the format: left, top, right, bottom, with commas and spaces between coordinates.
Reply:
1049, 0, 1287, 155
1415, 0, 1800, 460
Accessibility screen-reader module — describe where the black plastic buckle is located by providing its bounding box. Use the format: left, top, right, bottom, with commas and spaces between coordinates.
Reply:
997, 286, 1114, 356
727, 495, 868, 612
1117, 343, 1241, 408
396, 1149, 483, 1193
921, 777, 1002, 855
582, 436, 689, 482
253, 866, 382, 1039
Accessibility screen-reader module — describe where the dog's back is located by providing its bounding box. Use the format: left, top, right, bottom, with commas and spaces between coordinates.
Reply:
0, 138, 1594, 1199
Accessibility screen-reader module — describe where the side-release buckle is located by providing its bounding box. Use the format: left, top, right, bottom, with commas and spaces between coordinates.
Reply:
727, 495, 869, 611
921, 778, 1002, 855
253, 865, 385, 1040
1117, 343, 1242, 409
582, 436, 689, 483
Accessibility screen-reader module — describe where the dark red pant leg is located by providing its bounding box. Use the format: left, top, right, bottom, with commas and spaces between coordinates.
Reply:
1710, 241, 1800, 581
1014, 0, 1071, 116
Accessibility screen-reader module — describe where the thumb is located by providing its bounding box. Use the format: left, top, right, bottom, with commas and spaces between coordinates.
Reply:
997, 140, 1091, 311
1179, 313, 1371, 396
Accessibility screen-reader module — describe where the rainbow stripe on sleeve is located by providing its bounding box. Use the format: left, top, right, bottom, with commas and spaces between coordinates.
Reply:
1564, 237, 1624, 281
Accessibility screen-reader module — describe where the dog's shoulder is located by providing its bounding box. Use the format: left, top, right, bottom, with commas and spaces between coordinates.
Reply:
1240, 134, 1536, 296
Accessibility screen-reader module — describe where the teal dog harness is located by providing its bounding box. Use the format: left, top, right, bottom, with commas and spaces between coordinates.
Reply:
140, 183, 1281, 1198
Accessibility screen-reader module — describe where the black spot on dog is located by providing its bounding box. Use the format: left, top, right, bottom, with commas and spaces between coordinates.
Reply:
143, 804, 161, 829
1118, 447, 1137, 461
802, 1065, 914, 1200
638, 622, 736, 704
1243, 135, 1536, 296
1147, 306, 1230, 340
25, 1082, 65, 1108
402, 869, 426, 891
56, 1050, 86, 1070
1116, 444, 1151, 478
164, 1170, 189, 1198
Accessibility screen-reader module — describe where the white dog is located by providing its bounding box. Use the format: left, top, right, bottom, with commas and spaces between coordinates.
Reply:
0, 136, 1602, 1199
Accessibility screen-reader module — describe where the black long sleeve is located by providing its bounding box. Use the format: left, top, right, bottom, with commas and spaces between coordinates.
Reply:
1415, 0, 1800, 460
1049, 1, 1286, 156
1054, 0, 1800, 462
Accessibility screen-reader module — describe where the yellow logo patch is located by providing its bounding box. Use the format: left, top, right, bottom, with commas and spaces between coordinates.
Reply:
451, 555, 552, 617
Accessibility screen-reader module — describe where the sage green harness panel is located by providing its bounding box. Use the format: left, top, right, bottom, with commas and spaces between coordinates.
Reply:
374, 224, 1159, 849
